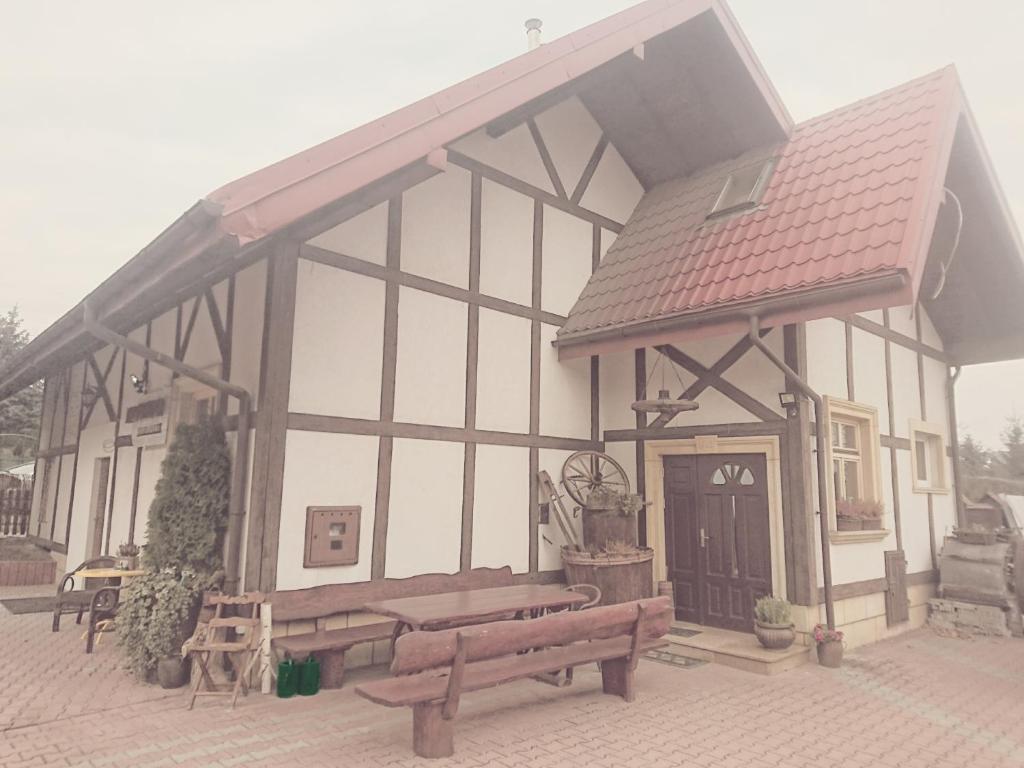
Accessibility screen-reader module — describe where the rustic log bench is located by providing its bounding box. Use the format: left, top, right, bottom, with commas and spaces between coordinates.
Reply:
269, 566, 516, 689
355, 595, 672, 758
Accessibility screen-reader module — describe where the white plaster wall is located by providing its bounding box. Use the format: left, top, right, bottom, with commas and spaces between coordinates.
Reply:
307, 202, 388, 265
539, 323, 590, 440
181, 291, 221, 373
889, 344, 921, 438
921, 356, 949, 425
541, 205, 594, 317
450, 123, 554, 194
479, 180, 534, 307
275, 430, 379, 589
290, 260, 385, 419
50, 456, 75, 546
720, 334, 786, 419
534, 96, 603, 196
401, 167, 471, 288
393, 287, 467, 427
805, 318, 848, 400
919, 306, 943, 349
600, 228, 617, 260
887, 305, 917, 339
385, 438, 464, 578
131, 445, 166, 547
579, 143, 644, 224
537, 448, 584, 571
850, 328, 890, 432
471, 444, 529, 573
475, 308, 530, 434
599, 349, 637, 434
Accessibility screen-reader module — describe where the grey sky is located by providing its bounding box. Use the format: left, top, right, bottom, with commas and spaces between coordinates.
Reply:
2, 1, 1021, 449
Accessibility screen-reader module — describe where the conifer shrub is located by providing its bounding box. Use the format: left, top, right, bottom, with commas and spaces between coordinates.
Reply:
117, 419, 231, 679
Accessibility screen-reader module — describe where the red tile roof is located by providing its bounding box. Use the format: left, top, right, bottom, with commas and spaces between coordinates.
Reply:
556, 67, 961, 354
207, 0, 788, 244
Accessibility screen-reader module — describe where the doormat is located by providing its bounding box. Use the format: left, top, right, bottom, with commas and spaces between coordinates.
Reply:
1, 596, 56, 615
645, 649, 706, 669
668, 626, 701, 638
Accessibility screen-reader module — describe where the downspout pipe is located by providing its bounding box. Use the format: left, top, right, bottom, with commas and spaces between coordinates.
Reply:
82, 302, 251, 595
747, 316, 836, 630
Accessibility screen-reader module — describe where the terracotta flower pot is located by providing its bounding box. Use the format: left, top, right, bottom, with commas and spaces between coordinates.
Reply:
816, 639, 844, 668
836, 517, 862, 531
754, 620, 795, 650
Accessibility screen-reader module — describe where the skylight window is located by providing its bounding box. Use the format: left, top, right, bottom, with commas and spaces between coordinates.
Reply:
707, 158, 776, 219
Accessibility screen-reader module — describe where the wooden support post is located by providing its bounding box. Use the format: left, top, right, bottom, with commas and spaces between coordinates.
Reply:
600, 657, 635, 702
413, 702, 455, 759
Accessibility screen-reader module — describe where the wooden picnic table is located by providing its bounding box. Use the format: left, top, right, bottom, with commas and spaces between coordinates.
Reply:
365, 584, 588, 650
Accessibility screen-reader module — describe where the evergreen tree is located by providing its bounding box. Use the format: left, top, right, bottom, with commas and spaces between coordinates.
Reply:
143, 419, 231, 573
1000, 416, 1024, 479
959, 433, 991, 478
0, 308, 42, 452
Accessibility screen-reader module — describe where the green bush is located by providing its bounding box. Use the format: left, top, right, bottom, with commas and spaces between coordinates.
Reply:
117, 419, 231, 679
143, 420, 231, 572
116, 568, 215, 679
754, 595, 792, 625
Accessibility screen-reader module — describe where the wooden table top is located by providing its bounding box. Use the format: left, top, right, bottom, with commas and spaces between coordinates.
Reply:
74, 568, 147, 580
364, 584, 587, 628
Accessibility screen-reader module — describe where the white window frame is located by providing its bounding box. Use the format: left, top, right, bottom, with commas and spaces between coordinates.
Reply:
823, 397, 885, 539
909, 419, 950, 494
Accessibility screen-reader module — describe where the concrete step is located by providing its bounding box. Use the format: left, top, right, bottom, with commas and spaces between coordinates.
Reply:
664, 622, 812, 676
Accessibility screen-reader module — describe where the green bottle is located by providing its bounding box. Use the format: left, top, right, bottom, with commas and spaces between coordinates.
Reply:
277, 659, 298, 698
298, 655, 320, 696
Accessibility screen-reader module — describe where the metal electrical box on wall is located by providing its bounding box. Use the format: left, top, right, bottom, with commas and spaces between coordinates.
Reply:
303, 506, 361, 567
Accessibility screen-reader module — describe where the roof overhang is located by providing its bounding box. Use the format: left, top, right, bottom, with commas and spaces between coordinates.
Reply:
0, 0, 792, 400
0, 202, 243, 401
555, 270, 908, 359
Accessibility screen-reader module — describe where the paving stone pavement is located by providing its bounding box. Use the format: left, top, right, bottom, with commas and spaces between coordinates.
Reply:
2, 598, 1024, 768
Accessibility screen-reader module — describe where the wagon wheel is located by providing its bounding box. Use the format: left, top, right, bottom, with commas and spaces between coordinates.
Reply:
561, 451, 630, 506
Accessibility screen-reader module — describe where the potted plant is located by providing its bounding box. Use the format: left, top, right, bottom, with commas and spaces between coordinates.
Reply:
858, 500, 884, 530
117, 420, 231, 687
116, 542, 140, 570
953, 524, 998, 546
753, 596, 795, 650
835, 499, 862, 531
562, 488, 654, 606
813, 624, 844, 668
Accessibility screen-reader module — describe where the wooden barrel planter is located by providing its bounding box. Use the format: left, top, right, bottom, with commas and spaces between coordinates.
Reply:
561, 546, 654, 606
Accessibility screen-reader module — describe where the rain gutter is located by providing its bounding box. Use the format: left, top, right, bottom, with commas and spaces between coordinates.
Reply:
82, 302, 251, 595
747, 315, 836, 630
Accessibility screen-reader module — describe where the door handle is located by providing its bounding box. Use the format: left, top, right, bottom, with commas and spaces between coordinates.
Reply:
699, 528, 710, 548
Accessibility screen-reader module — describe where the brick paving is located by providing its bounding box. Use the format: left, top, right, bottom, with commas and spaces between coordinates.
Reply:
1, 598, 1023, 768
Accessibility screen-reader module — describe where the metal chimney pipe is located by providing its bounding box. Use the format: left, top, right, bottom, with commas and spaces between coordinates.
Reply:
525, 18, 542, 51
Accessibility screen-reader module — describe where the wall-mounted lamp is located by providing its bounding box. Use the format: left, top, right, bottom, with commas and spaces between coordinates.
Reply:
778, 392, 798, 409
130, 373, 147, 395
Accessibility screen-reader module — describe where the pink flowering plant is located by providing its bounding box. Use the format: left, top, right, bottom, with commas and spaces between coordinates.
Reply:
812, 624, 844, 644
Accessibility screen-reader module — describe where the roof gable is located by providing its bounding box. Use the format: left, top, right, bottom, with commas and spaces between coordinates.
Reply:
556, 68, 962, 356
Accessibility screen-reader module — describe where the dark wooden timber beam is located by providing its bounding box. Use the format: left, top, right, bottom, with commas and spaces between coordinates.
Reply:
656, 344, 779, 423
605, 420, 787, 443
845, 314, 946, 362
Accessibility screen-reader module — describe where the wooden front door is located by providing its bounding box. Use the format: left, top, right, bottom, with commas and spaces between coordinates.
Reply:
663, 453, 772, 632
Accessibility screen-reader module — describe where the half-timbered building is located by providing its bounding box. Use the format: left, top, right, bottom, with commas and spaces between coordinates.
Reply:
4, 0, 1024, 652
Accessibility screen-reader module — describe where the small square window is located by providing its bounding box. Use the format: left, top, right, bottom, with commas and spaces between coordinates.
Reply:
707, 158, 776, 219
910, 421, 948, 494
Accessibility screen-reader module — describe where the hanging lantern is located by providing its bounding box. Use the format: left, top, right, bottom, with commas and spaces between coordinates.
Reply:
631, 388, 699, 416
630, 349, 700, 417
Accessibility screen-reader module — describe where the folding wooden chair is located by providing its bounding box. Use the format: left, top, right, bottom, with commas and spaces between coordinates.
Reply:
183, 592, 265, 709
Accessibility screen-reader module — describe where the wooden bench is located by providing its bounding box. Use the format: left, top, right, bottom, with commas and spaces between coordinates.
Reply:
355, 595, 672, 758
269, 566, 516, 689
